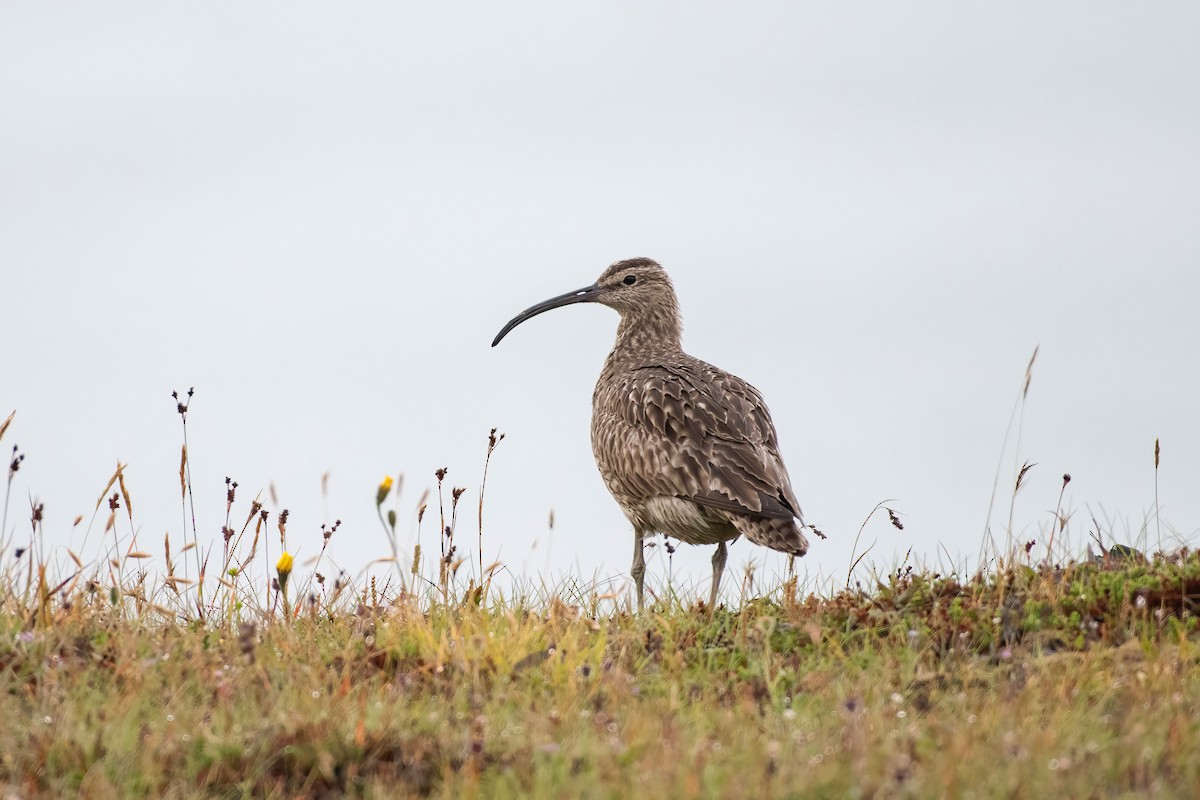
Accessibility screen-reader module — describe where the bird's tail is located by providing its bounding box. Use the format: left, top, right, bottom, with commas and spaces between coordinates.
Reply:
732, 515, 809, 557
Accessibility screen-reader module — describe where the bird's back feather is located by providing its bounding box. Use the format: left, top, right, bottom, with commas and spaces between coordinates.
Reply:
592, 356, 805, 551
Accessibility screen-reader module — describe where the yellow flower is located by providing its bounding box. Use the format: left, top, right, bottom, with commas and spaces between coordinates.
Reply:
276, 551, 293, 590
376, 475, 394, 507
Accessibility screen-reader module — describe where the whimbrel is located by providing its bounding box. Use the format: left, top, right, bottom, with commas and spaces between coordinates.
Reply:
492, 258, 809, 610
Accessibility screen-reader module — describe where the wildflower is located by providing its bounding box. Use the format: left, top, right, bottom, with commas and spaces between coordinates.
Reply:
376, 475, 394, 506
276, 551, 294, 594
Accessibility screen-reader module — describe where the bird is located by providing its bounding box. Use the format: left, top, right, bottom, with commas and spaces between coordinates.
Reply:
492, 257, 809, 610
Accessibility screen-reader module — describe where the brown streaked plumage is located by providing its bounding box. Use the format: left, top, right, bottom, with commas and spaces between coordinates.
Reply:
492, 257, 809, 610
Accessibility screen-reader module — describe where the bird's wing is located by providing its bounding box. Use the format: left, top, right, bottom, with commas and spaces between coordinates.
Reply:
609, 360, 803, 522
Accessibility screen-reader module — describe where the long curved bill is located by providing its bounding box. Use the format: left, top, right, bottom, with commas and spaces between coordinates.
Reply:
491, 284, 605, 347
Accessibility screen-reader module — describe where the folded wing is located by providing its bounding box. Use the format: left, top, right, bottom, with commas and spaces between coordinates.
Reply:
602, 360, 804, 524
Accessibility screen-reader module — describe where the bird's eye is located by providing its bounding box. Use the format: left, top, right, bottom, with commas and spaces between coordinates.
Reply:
623, 275, 637, 286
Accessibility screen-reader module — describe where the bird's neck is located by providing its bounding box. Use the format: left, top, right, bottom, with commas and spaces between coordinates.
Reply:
608, 307, 684, 365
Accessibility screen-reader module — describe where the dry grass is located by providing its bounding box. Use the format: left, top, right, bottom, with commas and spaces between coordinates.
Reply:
2, 397, 1200, 798
3, 558, 1200, 798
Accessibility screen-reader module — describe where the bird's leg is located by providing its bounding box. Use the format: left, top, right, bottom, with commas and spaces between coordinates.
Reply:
709, 540, 728, 610
631, 529, 646, 612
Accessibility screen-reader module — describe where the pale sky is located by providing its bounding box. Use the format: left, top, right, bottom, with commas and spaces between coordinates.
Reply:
2, 3, 1198, 602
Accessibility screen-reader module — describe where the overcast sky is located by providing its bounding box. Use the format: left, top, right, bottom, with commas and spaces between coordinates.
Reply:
2, 3, 1197, 603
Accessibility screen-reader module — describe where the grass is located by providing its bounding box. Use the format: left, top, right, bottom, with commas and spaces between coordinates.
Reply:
4, 558, 1200, 798
2, 397, 1200, 798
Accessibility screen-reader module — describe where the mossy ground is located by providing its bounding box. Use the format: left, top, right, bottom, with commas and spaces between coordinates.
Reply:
3, 551, 1200, 798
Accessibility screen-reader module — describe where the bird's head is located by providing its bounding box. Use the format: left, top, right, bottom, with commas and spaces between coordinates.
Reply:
492, 257, 680, 347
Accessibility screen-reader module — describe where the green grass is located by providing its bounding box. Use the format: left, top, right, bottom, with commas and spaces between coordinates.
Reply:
3, 407, 1200, 797
3, 555, 1200, 798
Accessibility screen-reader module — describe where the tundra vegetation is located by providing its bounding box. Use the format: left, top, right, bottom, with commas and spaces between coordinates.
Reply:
0, 403, 1197, 799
